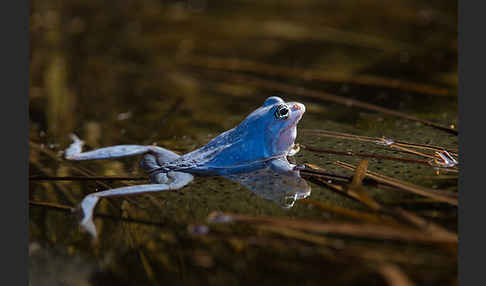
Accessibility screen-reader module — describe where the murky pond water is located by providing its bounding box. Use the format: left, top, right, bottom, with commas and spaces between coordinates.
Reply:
29, 1, 457, 285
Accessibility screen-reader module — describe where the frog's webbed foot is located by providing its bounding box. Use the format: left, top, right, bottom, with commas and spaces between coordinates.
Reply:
77, 171, 193, 238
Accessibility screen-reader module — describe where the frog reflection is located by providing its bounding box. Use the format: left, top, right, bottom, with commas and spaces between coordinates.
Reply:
226, 157, 310, 208
65, 96, 310, 237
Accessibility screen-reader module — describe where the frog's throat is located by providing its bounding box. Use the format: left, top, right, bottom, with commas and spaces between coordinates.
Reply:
274, 114, 300, 151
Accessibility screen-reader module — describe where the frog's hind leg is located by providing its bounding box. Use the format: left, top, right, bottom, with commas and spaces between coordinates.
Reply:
78, 171, 193, 237
140, 150, 182, 183
65, 133, 191, 237
65, 134, 177, 161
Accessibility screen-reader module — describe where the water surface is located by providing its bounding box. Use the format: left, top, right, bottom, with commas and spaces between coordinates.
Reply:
30, 1, 457, 285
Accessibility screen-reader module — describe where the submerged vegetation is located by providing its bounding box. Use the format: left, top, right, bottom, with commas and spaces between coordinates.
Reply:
30, 0, 457, 285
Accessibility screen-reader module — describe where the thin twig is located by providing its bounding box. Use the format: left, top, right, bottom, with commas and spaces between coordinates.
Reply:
300, 163, 457, 240
346, 160, 381, 210
388, 145, 436, 160
208, 212, 457, 244
301, 145, 430, 165
377, 263, 415, 286
298, 163, 379, 209
295, 164, 351, 183
29, 200, 74, 211
298, 199, 399, 226
29, 141, 114, 190
29, 176, 147, 181
301, 129, 458, 154
335, 161, 458, 205
29, 200, 169, 228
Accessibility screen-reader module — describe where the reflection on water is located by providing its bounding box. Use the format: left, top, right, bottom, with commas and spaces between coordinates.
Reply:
227, 159, 310, 208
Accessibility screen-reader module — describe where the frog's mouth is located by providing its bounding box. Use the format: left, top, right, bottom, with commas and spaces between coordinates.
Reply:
289, 103, 305, 125
281, 103, 305, 130
275, 103, 305, 153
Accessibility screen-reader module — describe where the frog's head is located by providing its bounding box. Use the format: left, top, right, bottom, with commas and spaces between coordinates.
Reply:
238, 96, 305, 158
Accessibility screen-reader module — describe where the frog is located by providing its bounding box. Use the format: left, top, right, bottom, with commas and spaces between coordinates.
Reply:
64, 96, 310, 237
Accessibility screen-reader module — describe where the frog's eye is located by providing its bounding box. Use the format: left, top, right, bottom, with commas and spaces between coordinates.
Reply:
274, 104, 290, 120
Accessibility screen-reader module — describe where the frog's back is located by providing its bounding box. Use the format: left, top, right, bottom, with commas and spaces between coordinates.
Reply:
159, 123, 273, 174
158, 127, 244, 171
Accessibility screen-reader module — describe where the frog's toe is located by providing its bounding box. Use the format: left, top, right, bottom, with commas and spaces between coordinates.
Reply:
167, 172, 194, 188
80, 216, 98, 238
65, 133, 85, 159
149, 172, 169, 184
77, 195, 99, 238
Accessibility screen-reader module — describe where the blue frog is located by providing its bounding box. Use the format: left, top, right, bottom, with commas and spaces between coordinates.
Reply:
65, 96, 310, 237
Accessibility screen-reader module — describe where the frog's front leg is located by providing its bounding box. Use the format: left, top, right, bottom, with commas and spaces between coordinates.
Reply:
287, 143, 300, 157
78, 171, 193, 237
65, 134, 176, 161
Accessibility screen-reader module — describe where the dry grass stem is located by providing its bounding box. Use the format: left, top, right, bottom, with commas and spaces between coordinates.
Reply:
208, 212, 457, 244
377, 263, 415, 286
335, 161, 458, 206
